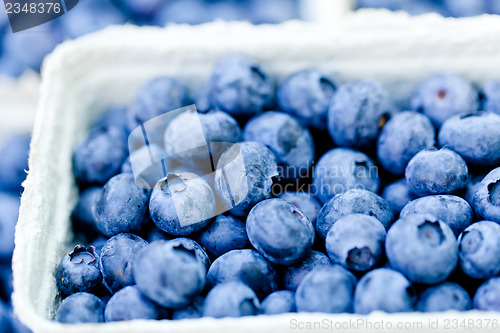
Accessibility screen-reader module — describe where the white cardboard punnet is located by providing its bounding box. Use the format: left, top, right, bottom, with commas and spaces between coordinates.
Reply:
12, 10, 500, 332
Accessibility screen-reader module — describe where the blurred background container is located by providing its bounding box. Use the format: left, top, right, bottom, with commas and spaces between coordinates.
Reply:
2, 0, 500, 81
1, 1, 500, 331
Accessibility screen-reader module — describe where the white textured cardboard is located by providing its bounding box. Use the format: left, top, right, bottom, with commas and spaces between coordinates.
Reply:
12, 10, 500, 333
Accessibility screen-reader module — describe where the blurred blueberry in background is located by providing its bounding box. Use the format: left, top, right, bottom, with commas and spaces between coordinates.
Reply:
0, 134, 30, 194
357, 0, 500, 16
2, 23, 63, 73
60, 0, 127, 39
0, 193, 20, 262
154, 0, 212, 26
210, 0, 246, 21
249, 0, 298, 24
443, 0, 488, 17
0, 131, 32, 331
3, 0, 500, 79
0, 0, 301, 78
115, 0, 165, 20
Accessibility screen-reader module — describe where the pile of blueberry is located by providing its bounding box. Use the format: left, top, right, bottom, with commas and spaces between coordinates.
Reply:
0, 0, 298, 77
57, 54, 500, 324
357, 0, 500, 17
0, 134, 32, 332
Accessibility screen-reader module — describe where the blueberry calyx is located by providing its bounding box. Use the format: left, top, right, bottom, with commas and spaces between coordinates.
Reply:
319, 77, 335, 93
239, 297, 259, 315
68, 245, 97, 264
417, 220, 445, 246
378, 113, 391, 129
459, 230, 482, 254
488, 180, 500, 206
347, 247, 373, 266
437, 90, 447, 99
250, 66, 266, 83
171, 244, 197, 258
354, 161, 369, 179
459, 112, 477, 119
292, 209, 303, 219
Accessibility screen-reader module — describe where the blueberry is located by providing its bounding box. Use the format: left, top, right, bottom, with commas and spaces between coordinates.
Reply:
99, 233, 148, 293
400, 0, 447, 14
154, 0, 212, 25
326, 214, 386, 272
243, 111, 314, 179
490, 0, 500, 14
312, 148, 380, 204
356, 0, 407, 10
316, 189, 395, 240
405, 147, 468, 196
246, 198, 315, 265
280, 251, 332, 292
71, 187, 101, 240
377, 111, 436, 175
438, 112, 500, 166
165, 238, 210, 272
149, 172, 215, 236
55, 245, 103, 297
129, 77, 190, 130
0, 55, 25, 78
0, 299, 13, 331
55, 292, 105, 324
295, 266, 356, 313
171, 297, 203, 320
202, 281, 260, 318
164, 109, 241, 169
60, 0, 125, 39
279, 191, 322, 227
382, 179, 417, 215
196, 214, 250, 260
123, 142, 167, 176
194, 85, 212, 113
209, 55, 274, 118
458, 221, 500, 279
0, 134, 30, 194
474, 277, 500, 311
133, 241, 206, 309
328, 80, 396, 149
400, 195, 473, 236
121, 143, 167, 188
90, 236, 108, 257
444, 0, 488, 16
0, 264, 13, 302
214, 141, 278, 216
260, 290, 296, 315
464, 172, 487, 206
483, 80, 500, 115
354, 268, 415, 314
418, 282, 471, 312
206, 249, 278, 300
95, 174, 151, 237
277, 69, 337, 130
2, 23, 62, 72
411, 73, 478, 127
208, 1, 246, 21
10, 314, 30, 333
472, 167, 500, 223
104, 286, 162, 322
73, 127, 128, 188
386, 214, 458, 284
144, 224, 172, 243
115, 0, 164, 17
0, 193, 19, 261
